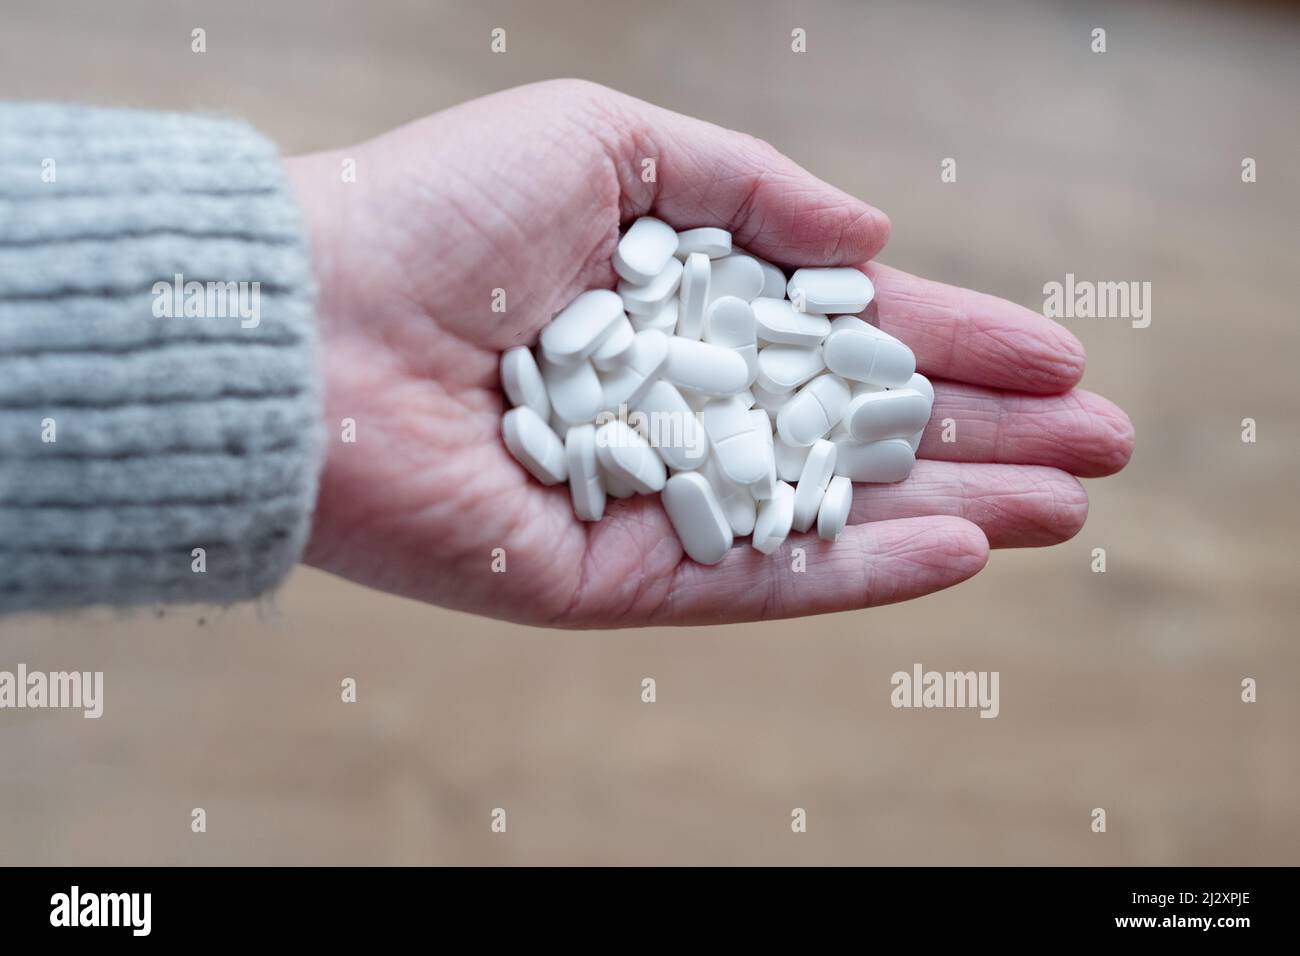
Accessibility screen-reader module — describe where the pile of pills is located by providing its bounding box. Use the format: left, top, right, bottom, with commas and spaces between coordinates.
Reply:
499, 217, 932, 565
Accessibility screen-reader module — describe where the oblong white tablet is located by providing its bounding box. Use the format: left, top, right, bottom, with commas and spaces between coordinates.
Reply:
774, 433, 812, 482
590, 314, 636, 370
618, 257, 683, 316
701, 457, 757, 536
842, 387, 931, 442
750, 381, 788, 418
822, 324, 916, 387
901, 372, 934, 451
752, 480, 795, 554
661, 336, 750, 396
595, 420, 667, 495
631, 297, 678, 334
674, 227, 732, 260
832, 437, 916, 483
752, 297, 832, 347
817, 475, 852, 540
791, 439, 837, 533
776, 373, 852, 447
746, 408, 778, 500
501, 406, 567, 486
602, 465, 636, 499
614, 216, 679, 283
600, 330, 669, 409
707, 254, 766, 304
500, 347, 551, 421
701, 396, 770, 486
756, 345, 824, 394
565, 424, 606, 521
704, 296, 758, 384
748, 253, 787, 299
662, 471, 734, 565
676, 252, 711, 339
787, 267, 875, 314
540, 289, 624, 365
633, 380, 708, 471
541, 355, 604, 425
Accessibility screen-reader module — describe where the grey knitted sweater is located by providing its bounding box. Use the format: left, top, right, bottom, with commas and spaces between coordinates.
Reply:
0, 104, 322, 612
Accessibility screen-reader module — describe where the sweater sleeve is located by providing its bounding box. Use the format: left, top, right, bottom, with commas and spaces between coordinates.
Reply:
0, 103, 323, 612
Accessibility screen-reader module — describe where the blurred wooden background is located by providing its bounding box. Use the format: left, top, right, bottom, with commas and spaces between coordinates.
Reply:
1, 0, 1297, 864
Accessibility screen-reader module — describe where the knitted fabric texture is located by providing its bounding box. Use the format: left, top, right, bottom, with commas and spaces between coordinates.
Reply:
0, 103, 322, 611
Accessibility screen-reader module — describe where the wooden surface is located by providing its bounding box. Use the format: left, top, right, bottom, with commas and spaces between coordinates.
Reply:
1, 0, 1297, 864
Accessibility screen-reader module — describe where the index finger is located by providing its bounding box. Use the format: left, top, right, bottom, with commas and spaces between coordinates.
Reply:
863, 262, 1087, 395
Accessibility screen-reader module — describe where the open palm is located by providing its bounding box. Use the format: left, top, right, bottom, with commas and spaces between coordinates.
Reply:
287, 79, 1133, 628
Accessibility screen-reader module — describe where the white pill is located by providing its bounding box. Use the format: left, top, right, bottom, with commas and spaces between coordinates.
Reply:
590, 315, 636, 370
752, 480, 795, 554
756, 344, 824, 394
603, 464, 637, 498
618, 257, 683, 316
822, 324, 915, 387
833, 437, 916, 483
633, 380, 708, 471
752, 297, 832, 347
747, 253, 788, 299
541, 355, 604, 425
614, 216, 679, 283
787, 267, 875, 314
500, 347, 551, 421
676, 252, 711, 339
501, 406, 567, 486
599, 330, 669, 409
738, 387, 756, 409
679, 387, 712, 412
632, 296, 678, 334
540, 289, 624, 365
701, 457, 757, 536
842, 387, 931, 442
747, 408, 778, 500
901, 372, 934, 451
704, 296, 758, 385
674, 227, 732, 260
776, 373, 852, 446
791, 439, 837, 533
817, 475, 852, 540
596, 420, 667, 495
706, 254, 766, 304
662, 471, 734, 565
774, 433, 812, 481
701, 396, 770, 486
565, 425, 606, 521
750, 381, 789, 417
662, 336, 750, 396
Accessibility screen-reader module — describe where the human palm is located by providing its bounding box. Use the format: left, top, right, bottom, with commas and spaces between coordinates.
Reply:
287, 80, 1133, 627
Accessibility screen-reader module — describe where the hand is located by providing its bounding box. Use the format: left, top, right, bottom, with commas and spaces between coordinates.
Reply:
286, 79, 1134, 628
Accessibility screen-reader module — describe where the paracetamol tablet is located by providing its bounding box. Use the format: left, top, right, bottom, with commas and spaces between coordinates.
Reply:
832, 436, 915, 483
618, 257, 683, 316
500, 347, 551, 421
791, 439, 837, 533
756, 344, 824, 394
502, 406, 567, 486
661, 336, 750, 396
675, 227, 732, 260
842, 387, 931, 442
752, 480, 795, 554
787, 267, 875, 314
707, 254, 766, 304
614, 216, 679, 283
677, 252, 711, 340
596, 420, 667, 495
776, 373, 852, 446
752, 297, 832, 346
662, 471, 734, 565
817, 475, 852, 540
565, 424, 605, 521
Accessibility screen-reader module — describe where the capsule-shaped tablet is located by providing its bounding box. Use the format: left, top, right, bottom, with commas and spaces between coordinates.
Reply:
614, 216, 679, 284
752, 480, 795, 554
748, 253, 787, 299
704, 296, 758, 385
822, 324, 916, 387
599, 330, 669, 409
676, 252, 711, 339
701, 396, 770, 486
661, 336, 750, 396
541, 355, 604, 425
595, 420, 667, 495
787, 267, 875, 314
842, 387, 931, 442
701, 456, 757, 536
602, 464, 636, 499
833, 437, 915, 483
746, 408, 778, 500
565, 425, 606, 521
674, 227, 732, 260
590, 315, 636, 370
791, 439, 837, 533
901, 372, 934, 451
774, 433, 812, 482
750, 380, 788, 418
540, 289, 625, 366
752, 297, 832, 347
618, 257, 683, 316
756, 344, 824, 394
817, 475, 852, 540
776, 373, 852, 447
632, 380, 708, 471
662, 471, 734, 565
631, 297, 678, 334
706, 254, 766, 305
501, 406, 567, 486
500, 347, 551, 421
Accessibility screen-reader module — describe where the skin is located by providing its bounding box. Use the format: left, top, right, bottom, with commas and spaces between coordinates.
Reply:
285, 79, 1134, 628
